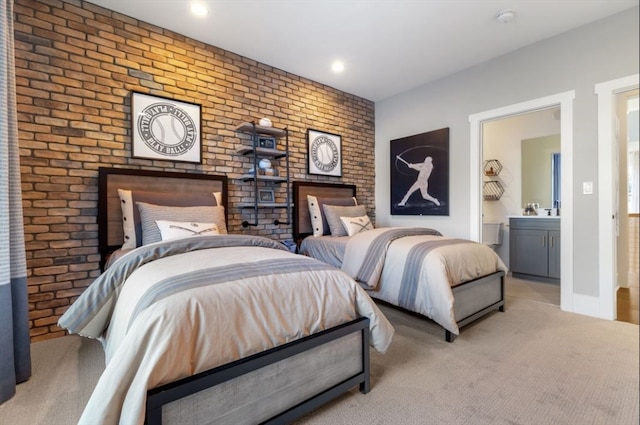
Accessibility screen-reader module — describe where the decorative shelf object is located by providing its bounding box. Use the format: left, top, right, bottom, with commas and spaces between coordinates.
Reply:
483, 180, 504, 201
235, 122, 286, 138
237, 147, 287, 159
238, 174, 287, 183
483, 159, 503, 176
237, 202, 289, 209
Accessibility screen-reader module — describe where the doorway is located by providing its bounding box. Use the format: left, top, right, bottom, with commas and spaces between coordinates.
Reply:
595, 74, 639, 321
615, 89, 639, 325
481, 107, 562, 303
469, 91, 575, 313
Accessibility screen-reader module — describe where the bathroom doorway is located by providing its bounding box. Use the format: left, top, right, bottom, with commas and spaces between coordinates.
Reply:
469, 91, 575, 314
480, 108, 561, 267
481, 107, 562, 304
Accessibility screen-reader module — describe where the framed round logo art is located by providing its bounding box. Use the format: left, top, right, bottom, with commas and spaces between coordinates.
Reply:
131, 91, 202, 164
307, 128, 342, 177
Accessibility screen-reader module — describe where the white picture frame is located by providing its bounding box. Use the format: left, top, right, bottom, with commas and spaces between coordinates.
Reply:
131, 91, 202, 163
307, 128, 342, 177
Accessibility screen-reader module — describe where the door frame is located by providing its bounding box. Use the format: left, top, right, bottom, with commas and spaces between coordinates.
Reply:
469, 91, 576, 313
595, 73, 639, 320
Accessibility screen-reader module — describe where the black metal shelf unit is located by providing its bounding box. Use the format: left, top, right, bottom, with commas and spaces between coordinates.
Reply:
235, 122, 290, 227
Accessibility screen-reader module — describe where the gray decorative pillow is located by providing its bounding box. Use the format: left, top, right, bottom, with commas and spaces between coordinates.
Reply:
322, 204, 367, 237
136, 202, 227, 246
118, 189, 220, 249
307, 195, 357, 237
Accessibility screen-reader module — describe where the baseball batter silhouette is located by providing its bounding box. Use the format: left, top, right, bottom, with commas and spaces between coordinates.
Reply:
397, 155, 440, 206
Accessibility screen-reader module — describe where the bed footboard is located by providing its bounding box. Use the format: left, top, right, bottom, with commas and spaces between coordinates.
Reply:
447, 271, 505, 342
145, 317, 370, 425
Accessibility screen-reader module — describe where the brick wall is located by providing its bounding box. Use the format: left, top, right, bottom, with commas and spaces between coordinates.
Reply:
13, 0, 376, 341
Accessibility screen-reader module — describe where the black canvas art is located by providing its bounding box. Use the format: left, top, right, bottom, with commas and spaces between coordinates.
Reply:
390, 127, 449, 216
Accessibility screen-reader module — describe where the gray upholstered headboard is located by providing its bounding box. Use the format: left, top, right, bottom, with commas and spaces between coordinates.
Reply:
98, 167, 228, 269
292, 180, 356, 241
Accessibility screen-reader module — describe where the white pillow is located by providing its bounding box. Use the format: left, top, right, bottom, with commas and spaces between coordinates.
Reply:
156, 220, 220, 241
340, 215, 374, 236
118, 189, 136, 250
307, 195, 358, 237
137, 202, 227, 246
117, 189, 222, 249
323, 204, 366, 237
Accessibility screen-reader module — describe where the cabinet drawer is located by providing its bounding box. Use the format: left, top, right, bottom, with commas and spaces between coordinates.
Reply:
509, 218, 560, 231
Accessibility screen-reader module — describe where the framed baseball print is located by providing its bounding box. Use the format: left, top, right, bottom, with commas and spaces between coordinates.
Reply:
307, 128, 342, 177
131, 91, 202, 163
390, 127, 449, 216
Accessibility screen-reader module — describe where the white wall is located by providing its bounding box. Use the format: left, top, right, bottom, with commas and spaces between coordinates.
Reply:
375, 8, 639, 302
483, 109, 560, 222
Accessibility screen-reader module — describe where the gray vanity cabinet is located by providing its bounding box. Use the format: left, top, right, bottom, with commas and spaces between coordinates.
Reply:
547, 229, 561, 279
509, 218, 560, 283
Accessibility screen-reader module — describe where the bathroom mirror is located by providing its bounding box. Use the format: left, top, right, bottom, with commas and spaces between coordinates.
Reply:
521, 134, 561, 209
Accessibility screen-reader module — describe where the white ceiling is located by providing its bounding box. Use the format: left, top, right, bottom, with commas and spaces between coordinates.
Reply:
88, 0, 639, 102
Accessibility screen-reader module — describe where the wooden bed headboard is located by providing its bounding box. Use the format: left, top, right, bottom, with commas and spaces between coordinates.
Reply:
292, 180, 356, 241
98, 167, 228, 269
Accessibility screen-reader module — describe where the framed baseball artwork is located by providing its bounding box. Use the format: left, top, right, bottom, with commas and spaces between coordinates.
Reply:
307, 129, 342, 177
131, 91, 202, 164
390, 127, 450, 216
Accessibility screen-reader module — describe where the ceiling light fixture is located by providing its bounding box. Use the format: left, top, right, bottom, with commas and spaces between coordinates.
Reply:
495, 9, 515, 24
191, 3, 209, 17
331, 61, 345, 73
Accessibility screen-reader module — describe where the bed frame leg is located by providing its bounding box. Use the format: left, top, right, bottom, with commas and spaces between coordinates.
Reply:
445, 330, 455, 343
359, 326, 371, 393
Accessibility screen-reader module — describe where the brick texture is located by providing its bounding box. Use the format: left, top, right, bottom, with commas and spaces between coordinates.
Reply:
13, 0, 376, 341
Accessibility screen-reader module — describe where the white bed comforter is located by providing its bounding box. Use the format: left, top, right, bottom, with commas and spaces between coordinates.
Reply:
58, 235, 394, 425
341, 227, 508, 335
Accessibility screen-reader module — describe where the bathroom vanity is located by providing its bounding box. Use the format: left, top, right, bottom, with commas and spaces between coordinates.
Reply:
509, 216, 560, 284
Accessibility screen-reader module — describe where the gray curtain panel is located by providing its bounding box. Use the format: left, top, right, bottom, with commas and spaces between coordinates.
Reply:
0, 0, 32, 404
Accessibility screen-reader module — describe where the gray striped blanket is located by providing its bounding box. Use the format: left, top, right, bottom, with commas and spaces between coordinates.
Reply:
58, 234, 290, 338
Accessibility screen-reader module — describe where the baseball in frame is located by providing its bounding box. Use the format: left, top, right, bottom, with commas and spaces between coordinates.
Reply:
307, 128, 342, 177
131, 91, 202, 163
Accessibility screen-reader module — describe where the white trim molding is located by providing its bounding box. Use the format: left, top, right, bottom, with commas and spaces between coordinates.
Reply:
595, 73, 639, 320
469, 91, 576, 314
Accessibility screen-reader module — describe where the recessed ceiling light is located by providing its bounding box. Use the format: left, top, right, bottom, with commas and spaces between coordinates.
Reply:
191, 3, 209, 17
495, 9, 515, 24
331, 61, 345, 73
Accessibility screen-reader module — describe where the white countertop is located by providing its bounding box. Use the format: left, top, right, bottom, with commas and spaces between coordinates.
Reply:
507, 215, 560, 219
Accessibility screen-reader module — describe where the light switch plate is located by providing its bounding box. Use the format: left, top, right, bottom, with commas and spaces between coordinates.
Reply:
583, 181, 593, 195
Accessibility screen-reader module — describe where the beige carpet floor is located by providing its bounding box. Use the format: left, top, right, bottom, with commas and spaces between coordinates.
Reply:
1, 278, 638, 425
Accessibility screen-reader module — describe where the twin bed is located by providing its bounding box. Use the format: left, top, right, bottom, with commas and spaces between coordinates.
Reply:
292, 181, 507, 343
58, 168, 394, 425
59, 167, 506, 425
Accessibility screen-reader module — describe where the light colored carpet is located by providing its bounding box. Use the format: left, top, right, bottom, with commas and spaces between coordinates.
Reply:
1, 292, 637, 425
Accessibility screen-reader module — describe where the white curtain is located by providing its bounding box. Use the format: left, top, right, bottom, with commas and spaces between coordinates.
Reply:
0, 0, 31, 404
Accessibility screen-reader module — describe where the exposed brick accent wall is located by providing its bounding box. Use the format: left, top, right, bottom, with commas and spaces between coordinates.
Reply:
13, 0, 375, 341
